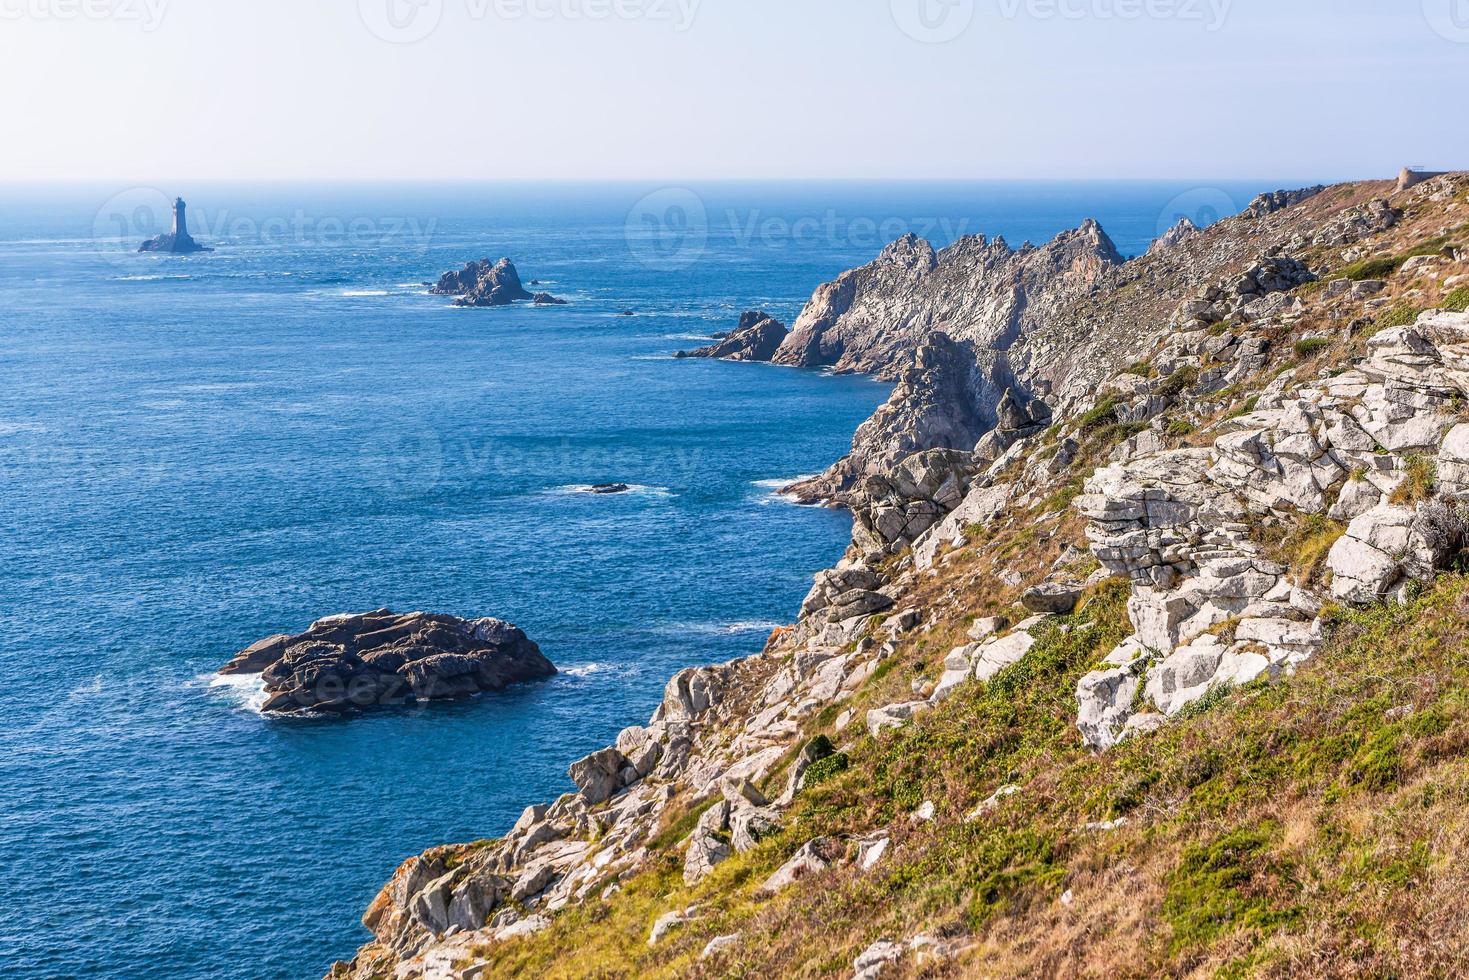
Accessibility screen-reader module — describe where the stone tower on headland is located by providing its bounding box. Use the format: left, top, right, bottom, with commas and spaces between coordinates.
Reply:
138, 196, 212, 254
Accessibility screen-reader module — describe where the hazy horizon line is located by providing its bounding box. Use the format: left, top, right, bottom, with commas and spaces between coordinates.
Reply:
0, 173, 1397, 187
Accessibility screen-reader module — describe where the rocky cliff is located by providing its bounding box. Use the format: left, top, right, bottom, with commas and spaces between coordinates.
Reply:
329, 173, 1469, 979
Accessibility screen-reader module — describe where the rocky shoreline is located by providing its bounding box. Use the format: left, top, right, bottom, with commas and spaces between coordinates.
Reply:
326, 172, 1469, 978
220, 610, 555, 716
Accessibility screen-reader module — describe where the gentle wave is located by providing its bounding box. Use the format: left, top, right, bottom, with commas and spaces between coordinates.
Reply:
341, 289, 390, 297
548, 483, 674, 498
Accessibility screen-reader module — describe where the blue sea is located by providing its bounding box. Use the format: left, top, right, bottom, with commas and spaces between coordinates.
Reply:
0, 180, 1279, 979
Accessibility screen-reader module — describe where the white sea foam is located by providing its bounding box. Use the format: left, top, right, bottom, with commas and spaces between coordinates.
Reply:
550, 483, 674, 498
562, 662, 617, 677
676, 620, 783, 636
341, 289, 389, 297
205, 673, 269, 713
0, 421, 46, 435
753, 475, 819, 505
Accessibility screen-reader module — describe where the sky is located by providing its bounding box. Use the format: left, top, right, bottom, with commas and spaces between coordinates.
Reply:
0, 0, 1464, 181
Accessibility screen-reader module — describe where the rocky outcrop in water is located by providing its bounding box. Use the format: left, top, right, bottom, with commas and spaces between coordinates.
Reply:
675, 311, 788, 361
430, 258, 562, 307
220, 610, 555, 715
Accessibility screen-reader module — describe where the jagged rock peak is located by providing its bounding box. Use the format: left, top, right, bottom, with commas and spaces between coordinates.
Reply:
1069, 217, 1124, 263
1149, 216, 1199, 254
877, 233, 939, 272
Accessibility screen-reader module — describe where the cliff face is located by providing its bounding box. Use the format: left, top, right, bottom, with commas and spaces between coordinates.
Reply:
771, 186, 1364, 503
330, 173, 1469, 979
771, 221, 1123, 378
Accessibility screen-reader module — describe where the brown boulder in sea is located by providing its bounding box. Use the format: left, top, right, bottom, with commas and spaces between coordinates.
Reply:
219, 610, 556, 715
675, 311, 789, 361
430, 258, 564, 307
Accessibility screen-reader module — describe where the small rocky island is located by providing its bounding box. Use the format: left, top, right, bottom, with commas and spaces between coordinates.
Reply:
138, 197, 212, 254
430, 258, 565, 307
675, 310, 788, 360
219, 610, 556, 715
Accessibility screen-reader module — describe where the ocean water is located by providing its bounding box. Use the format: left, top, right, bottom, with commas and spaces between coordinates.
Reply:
0, 180, 1279, 979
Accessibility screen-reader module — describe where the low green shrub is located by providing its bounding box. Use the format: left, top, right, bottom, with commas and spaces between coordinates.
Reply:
1156, 366, 1200, 399
1376, 303, 1422, 330
1339, 255, 1402, 281
803, 752, 849, 787
1293, 338, 1331, 359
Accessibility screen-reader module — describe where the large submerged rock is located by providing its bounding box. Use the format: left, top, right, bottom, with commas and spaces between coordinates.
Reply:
220, 610, 556, 715
430, 258, 562, 307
